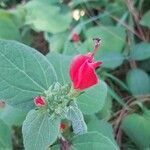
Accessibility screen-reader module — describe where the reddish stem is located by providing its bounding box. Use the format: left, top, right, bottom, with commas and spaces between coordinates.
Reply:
92, 38, 101, 56
60, 138, 71, 150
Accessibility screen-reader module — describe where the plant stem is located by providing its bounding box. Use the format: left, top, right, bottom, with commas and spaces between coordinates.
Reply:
60, 137, 71, 150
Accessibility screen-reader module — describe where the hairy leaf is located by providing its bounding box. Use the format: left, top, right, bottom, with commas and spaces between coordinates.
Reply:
0, 40, 57, 111
22, 110, 60, 150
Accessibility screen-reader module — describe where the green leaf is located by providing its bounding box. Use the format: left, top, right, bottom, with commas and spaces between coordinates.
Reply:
87, 116, 117, 145
71, 132, 119, 150
0, 9, 12, 19
130, 42, 150, 61
100, 11, 114, 26
45, 32, 69, 53
25, 0, 72, 33
97, 95, 112, 119
139, 58, 150, 72
22, 110, 60, 150
0, 8, 25, 27
101, 52, 124, 69
106, 2, 127, 18
140, 10, 150, 28
46, 52, 72, 85
0, 104, 26, 127
67, 103, 87, 135
63, 41, 80, 55
126, 68, 150, 95
121, 113, 150, 149
84, 26, 126, 58
77, 81, 107, 114
21, 27, 32, 45
0, 40, 57, 111
0, 16, 20, 40
0, 119, 12, 150
104, 72, 129, 91
108, 86, 125, 106
9, 6, 26, 27
50, 145, 60, 150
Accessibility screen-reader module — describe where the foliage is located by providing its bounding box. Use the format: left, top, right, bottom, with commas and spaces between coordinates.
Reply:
0, 0, 150, 150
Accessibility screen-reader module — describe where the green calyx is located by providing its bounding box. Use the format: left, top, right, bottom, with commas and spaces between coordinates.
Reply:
68, 85, 81, 98
42, 82, 80, 117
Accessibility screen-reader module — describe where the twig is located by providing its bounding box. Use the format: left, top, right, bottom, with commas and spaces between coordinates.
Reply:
126, 0, 146, 41
116, 128, 122, 146
126, 27, 137, 68
110, 95, 150, 122
109, 14, 143, 41
60, 137, 71, 150
111, 95, 150, 145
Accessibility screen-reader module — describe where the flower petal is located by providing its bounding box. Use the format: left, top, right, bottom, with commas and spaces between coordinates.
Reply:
91, 61, 103, 69
74, 60, 99, 90
69, 53, 93, 83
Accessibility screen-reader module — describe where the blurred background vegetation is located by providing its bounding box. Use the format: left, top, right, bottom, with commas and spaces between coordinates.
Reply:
0, 0, 150, 150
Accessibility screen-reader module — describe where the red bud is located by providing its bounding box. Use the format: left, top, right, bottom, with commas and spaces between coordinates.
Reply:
72, 33, 80, 42
60, 123, 66, 130
34, 96, 45, 106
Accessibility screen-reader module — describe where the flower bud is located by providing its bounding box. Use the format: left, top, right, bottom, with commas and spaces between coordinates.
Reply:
71, 33, 80, 42
34, 96, 45, 106
60, 123, 66, 130
69, 38, 102, 90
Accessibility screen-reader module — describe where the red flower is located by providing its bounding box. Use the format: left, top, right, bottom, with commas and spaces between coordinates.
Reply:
34, 96, 45, 106
60, 123, 66, 130
71, 33, 80, 42
69, 38, 102, 90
